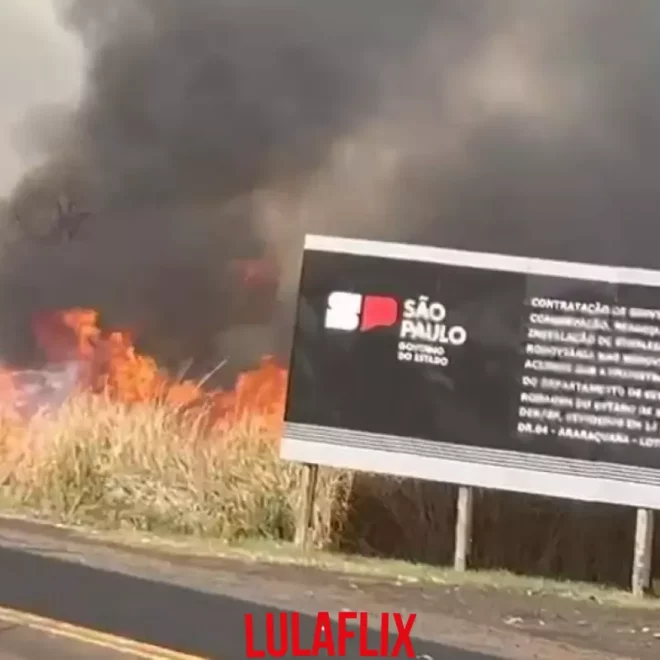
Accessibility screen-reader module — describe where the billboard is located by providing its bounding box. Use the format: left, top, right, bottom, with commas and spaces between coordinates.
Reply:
280, 235, 660, 508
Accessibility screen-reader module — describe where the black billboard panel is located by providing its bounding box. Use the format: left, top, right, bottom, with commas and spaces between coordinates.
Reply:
280, 235, 660, 508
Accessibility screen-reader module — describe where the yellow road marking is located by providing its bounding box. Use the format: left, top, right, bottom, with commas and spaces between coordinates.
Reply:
0, 606, 208, 659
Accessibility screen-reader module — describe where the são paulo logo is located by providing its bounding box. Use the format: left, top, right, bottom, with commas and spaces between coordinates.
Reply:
324, 291, 398, 332
324, 291, 467, 366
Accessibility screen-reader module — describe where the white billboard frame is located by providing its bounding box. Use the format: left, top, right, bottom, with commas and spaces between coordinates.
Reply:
281, 234, 660, 511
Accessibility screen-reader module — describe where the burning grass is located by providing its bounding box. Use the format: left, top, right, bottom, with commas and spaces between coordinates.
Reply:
0, 394, 349, 543
0, 306, 349, 544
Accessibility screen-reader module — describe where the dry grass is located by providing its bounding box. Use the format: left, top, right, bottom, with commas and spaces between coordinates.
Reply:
0, 393, 657, 590
0, 394, 350, 545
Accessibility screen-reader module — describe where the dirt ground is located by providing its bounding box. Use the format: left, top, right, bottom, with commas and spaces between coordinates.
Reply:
0, 515, 658, 659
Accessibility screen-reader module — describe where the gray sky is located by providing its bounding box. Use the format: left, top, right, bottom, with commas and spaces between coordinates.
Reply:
0, 1, 83, 196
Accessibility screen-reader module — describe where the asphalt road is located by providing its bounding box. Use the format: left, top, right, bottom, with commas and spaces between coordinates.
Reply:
0, 543, 501, 659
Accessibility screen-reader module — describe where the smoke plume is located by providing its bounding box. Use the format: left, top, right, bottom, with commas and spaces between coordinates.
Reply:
2, 1, 660, 377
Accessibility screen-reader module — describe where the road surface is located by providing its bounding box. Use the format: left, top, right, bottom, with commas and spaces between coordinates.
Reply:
0, 517, 630, 659
0, 541, 500, 659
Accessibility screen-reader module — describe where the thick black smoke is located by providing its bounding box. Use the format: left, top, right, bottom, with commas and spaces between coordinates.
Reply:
3, 1, 660, 377
0, 0, 432, 375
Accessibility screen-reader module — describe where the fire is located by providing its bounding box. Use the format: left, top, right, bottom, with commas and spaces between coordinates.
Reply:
0, 308, 287, 432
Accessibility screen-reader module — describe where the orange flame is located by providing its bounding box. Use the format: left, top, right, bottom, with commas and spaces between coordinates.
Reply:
0, 308, 287, 433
